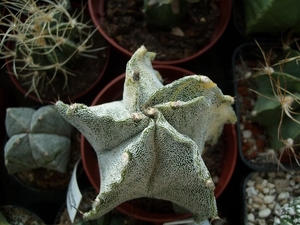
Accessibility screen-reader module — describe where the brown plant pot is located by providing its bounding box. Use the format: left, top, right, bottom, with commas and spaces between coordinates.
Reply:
88, 0, 231, 65
80, 65, 237, 223
4, 2, 110, 104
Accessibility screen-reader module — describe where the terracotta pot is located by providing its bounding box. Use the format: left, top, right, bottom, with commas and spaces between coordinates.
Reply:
81, 65, 237, 223
4, 3, 110, 104
88, 0, 231, 65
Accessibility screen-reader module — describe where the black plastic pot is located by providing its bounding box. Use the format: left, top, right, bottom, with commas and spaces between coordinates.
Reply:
233, 41, 300, 171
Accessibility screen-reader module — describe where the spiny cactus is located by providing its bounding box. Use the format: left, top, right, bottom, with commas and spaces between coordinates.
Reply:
248, 44, 300, 158
5, 105, 72, 174
0, 0, 106, 101
144, 0, 199, 29
55, 46, 237, 223
274, 196, 300, 225
243, 0, 300, 34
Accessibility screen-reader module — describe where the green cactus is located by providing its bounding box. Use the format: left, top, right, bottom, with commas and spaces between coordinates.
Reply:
0, 0, 106, 101
0, 213, 10, 225
4, 105, 72, 174
274, 196, 300, 225
143, 0, 199, 29
248, 44, 300, 155
55, 46, 237, 223
243, 0, 300, 34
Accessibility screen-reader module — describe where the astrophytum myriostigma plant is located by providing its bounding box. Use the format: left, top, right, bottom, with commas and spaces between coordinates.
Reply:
5, 105, 72, 174
55, 46, 237, 223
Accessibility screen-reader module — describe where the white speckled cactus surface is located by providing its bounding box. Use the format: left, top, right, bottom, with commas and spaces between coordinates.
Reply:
55, 46, 237, 222
5, 105, 72, 174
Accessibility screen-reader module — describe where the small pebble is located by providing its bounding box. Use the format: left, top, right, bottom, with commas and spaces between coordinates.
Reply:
267, 183, 275, 189
252, 196, 263, 204
262, 179, 268, 186
274, 179, 289, 194
243, 130, 252, 139
277, 192, 290, 201
247, 180, 255, 186
258, 204, 267, 211
252, 203, 260, 209
258, 193, 264, 199
263, 195, 275, 204
290, 179, 295, 186
258, 208, 271, 218
248, 213, 255, 222
268, 202, 275, 209
246, 186, 258, 197
255, 183, 264, 191
269, 188, 276, 194
262, 187, 269, 194
257, 219, 266, 225
255, 176, 264, 184
268, 172, 276, 178
293, 175, 300, 182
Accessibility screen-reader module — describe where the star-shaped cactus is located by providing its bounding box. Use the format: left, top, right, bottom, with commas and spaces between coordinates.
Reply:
55, 46, 237, 223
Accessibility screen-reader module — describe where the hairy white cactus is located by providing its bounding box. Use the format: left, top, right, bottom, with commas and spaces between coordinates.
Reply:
55, 46, 237, 223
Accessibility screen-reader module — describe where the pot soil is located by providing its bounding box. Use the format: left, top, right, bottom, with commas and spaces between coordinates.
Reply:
14, 128, 81, 190
81, 65, 237, 223
89, 0, 231, 64
0, 205, 46, 225
233, 42, 300, 170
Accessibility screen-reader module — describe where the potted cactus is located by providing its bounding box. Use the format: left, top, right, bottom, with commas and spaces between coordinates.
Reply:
88, 0, 231, 64
234, 39, 300, 170
4, 105, 80, 190
55, 45, 237, 223
0, 0, 109, 103
0, 205, 46, 225
233, 0, 300, 36
79, 64, 238, 223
